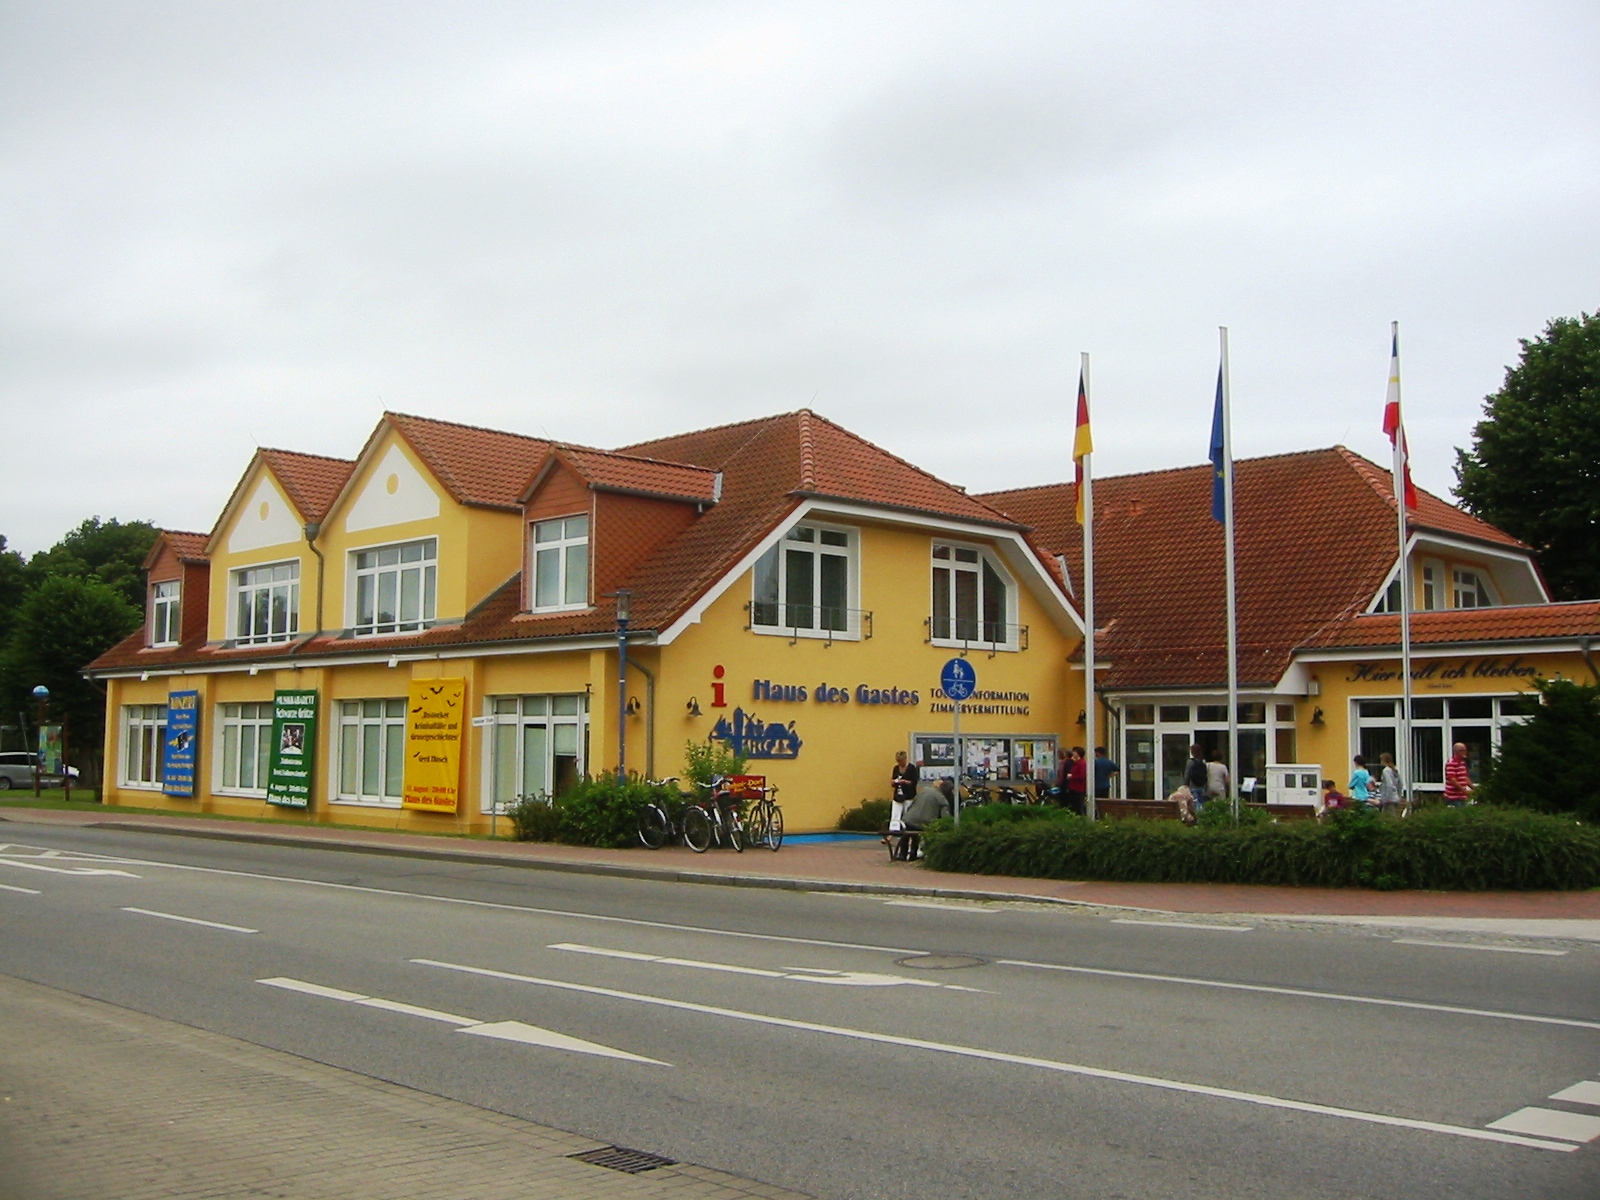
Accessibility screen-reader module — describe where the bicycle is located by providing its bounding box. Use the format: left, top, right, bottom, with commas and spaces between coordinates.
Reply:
637, 777, 686, 849
737, 776, 783, 851
683, 775, 745, 853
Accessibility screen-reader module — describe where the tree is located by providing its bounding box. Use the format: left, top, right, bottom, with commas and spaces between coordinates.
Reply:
0, 536, 26, 646
0, 575, 141, 783
1478, 678, 1600, 822
1455, 312, 1600, 601
25, 517, 160, 613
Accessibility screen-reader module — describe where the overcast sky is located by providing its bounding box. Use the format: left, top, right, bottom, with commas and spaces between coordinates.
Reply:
2, 1, 1596, 556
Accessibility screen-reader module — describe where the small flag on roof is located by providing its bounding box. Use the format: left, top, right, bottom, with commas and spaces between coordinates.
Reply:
1073, 367, 1093, 525
1382, 325, 1419, 511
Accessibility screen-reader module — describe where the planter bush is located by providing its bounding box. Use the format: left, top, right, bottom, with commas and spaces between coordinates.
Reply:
508, 778, 684, 848
920, 804, 1600, 891
838, 798, 891, 831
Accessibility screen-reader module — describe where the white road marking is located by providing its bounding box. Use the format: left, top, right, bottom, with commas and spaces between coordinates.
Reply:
256, 976, 666, 1065
1113, 919, 1253, 932
0, 858, 140, 878
1393, 938, 1567, 957
0, 882, 41, 895
997, 958, 1600, 1032
121, 907, 257, 934
1488, 1107, 1600, 1143
548, 942, 974, 990
1550, 1081, 1600, 1106
411, 957, 1575, 1153
885, 899, 998, 913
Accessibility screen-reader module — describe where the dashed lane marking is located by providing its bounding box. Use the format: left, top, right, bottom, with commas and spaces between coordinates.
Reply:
996, 958, 1600, 1031
1551, 1081, 1600, 1106
1487, 1108, 1600, 1143
122, 907, 258, 934
411, 957, 1576, 1153
0, 858, 140, 878
256, 976, 667, 1064
885, 899, 999, 913
1112, 919, 1254, 932
1393, 938, 1567, 957
0, 882, 41, 895
548, 942, 989, 991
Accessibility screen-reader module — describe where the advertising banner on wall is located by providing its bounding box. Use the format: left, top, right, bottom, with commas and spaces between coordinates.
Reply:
402, 678, 466, 812
162, 690, 199, 797
266, 689, 319, 808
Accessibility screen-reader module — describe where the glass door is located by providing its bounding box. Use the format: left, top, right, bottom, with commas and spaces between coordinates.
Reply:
1161, 733, 1192, 798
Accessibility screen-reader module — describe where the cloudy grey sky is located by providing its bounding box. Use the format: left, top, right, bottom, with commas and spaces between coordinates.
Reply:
3, 1, 1596, 555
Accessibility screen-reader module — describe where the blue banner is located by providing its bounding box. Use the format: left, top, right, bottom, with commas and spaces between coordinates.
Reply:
1209, 367, 1226, 523
163, 690, 199, 797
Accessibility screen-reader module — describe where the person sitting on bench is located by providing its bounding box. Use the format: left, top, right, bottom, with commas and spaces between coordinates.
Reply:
894, 779, 953, 860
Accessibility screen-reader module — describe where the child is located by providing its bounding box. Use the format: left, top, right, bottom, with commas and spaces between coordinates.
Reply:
1348, 756, 1373, 807
1320, 779, 1350, 814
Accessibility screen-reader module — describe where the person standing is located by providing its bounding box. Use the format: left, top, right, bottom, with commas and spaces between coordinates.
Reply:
1184, 744, 1209, 812
1063, 747, 1088, 816
1204, 750, 1230, 809
1376, 751, 1403, 813
889, 750, 919, 832
1348, 755, 1372, 807
1443, 742, 1473, 806
1092, 746, 1120, 801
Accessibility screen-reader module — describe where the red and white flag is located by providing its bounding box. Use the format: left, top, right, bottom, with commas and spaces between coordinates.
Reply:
1382, 325, 1419, 511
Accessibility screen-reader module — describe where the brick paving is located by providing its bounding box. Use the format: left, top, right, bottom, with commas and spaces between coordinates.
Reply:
4, 804, 1600, 920
0, 973, 810, 1200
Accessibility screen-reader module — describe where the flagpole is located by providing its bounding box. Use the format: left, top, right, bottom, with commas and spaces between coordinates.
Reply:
1392, 321, 1413, 804
1220, 327, 1239, 821
1081, 352, 1096, 822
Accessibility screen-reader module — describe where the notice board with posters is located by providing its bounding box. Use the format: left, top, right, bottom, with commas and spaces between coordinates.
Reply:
162, 690, 199, 797
402, 678, 465, 812
266, 689, 319, 808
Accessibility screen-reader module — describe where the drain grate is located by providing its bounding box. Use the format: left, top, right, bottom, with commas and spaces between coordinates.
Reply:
570, 1145, 677, 1174
895, 953, 986, 970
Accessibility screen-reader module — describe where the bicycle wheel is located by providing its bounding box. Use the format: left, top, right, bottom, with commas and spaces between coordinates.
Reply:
638, 804, 669, 849
765, 804, 783, 850
728, 814, 743, 853
745, 806, 767, 848
682, 805, 712, 852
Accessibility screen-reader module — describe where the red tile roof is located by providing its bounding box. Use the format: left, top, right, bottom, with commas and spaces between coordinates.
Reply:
257, 450, 356, 524
1303, 601, 1600, 651
550, 446, 720, 503
162, 531, 209, 564
979, 446, 1535, 691
1332, 447, 1526, 549
387, 412, 555, 510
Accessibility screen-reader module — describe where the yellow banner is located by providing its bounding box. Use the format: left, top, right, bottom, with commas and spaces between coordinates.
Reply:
401, 678, 466, 812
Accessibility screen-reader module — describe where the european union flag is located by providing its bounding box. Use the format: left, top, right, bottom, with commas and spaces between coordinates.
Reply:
1209, 366, 1226, 523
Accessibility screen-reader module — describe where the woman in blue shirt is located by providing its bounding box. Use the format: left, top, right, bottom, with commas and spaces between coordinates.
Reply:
1349, 755, 1373, 806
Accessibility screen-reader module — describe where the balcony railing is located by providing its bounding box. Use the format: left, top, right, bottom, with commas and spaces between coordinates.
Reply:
745, 602, 873, 645
925, 616, 1028, 656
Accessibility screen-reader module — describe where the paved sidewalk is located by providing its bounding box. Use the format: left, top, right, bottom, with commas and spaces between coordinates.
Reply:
0, 972, 809, 1200
5, 804, 1600, 928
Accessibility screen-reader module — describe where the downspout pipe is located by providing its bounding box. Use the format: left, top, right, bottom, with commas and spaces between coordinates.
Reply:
1581, 637, 1599, 686
624, 645, 656, 781
302, 522, 325, 646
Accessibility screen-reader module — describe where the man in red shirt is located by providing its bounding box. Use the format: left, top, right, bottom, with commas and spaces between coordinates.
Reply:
1443, 742, 1473, 805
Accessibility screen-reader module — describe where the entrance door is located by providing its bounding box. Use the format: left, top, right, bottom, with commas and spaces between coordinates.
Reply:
1194, 728, 1229, 768
1161, 733, 1192, 798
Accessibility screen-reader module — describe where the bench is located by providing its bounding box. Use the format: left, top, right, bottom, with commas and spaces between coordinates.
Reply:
1095, 799, 1181, 822
883, 825, 923, 861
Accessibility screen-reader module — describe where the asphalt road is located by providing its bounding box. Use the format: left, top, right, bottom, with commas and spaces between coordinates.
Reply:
2, 823, 1598, 1200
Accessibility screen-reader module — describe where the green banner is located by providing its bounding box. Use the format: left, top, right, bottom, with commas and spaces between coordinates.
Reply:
266, 689, 319, 808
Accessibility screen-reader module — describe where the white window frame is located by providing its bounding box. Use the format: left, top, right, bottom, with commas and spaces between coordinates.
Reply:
749, 522, 862, 641
482, 694, 589, 813
1451, 568, 1496, 609
232, 560, 301, 645
121, 704, 167, 789
1420, 562, 1441, 612
529, 515, 590, 612
349, 538, 438, 636
215, 701, 275, 795
930, 540, 1020, 652
150, 579, 181, 647
333, 698, 408, 807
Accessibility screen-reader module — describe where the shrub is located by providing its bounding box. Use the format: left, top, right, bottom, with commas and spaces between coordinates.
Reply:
920, 804, 1600, 891
508, 794, 562, 842
555, 777, 676, 849
838, 798, 891, 831
683, 740, 748, 789
1479, 679, 1600, 822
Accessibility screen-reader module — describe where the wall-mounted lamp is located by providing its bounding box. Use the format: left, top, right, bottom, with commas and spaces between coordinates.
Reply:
1310, 707, 1325, 726
1075, 709, 1086, 726
685, 696, 702, 717
626, 696, 642, 716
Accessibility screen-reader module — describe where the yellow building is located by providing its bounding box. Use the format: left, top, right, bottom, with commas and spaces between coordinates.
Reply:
90, 411, 1084, 832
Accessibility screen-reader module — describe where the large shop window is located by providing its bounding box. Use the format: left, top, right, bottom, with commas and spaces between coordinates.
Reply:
1120, 701, 1279, 799
930, 543, 1016, 649
1354, 694, 1532, 796
750, 524, 859, 638
150, 580, 181, 647
352, 539, 437, 636
531, 516, 589, 611
233, 561, 300, 645
485, 694, 587, 811
218, 702, 275, 794
122, 704, 167, 788
336, 699, 406, 806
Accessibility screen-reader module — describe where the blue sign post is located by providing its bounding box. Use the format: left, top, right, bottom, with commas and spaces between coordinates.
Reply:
940, 659, 976, 825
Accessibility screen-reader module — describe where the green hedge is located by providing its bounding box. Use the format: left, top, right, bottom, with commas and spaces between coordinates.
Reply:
509, 778, 684, 848
921, 805, 1600, 891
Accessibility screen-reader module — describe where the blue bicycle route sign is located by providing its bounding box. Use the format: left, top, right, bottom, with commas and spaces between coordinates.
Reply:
939, 658, 977, 702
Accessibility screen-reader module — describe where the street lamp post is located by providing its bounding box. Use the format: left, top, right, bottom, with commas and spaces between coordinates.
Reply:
30, 685, 48, 799
615, 589, 632, 782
